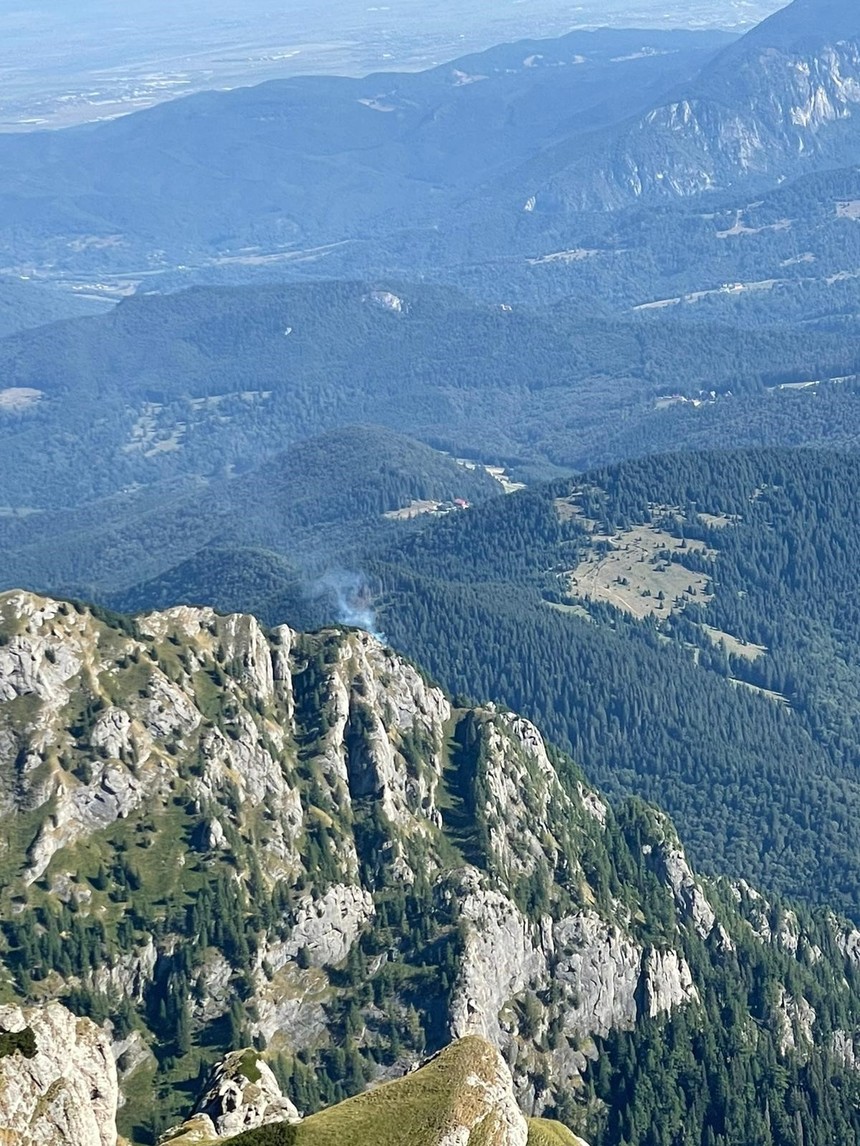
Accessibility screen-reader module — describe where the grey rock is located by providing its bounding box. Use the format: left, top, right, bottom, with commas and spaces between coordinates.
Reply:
450, 877, 548, 1048
26, 759, 147, 882
535, 37, 860, 210
775, 989, 816, 1057
832, 1029, 860, 1072
191, 951, 234, 1024
554, 912, 641, 1041
111, 1030, 156, 1097
0, 1001, 118, 1146
90, 707, 134, 761
278, 883, 375, 969
207, 818, 228, 851
659, 837, 716, 939
163, 1049, 299, 1142
644, 949, 699, 1018
86, 937, 157, 1003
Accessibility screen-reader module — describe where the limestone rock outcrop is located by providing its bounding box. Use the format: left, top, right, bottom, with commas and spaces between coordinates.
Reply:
527, 7, 860, 210
0, 1002, 118, 1146
160, 1049, 299, 1143
1, 589, 853, 1135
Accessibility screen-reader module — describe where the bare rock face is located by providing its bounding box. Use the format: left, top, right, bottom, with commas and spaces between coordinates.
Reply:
644, 949, 700, 1018
450, 877, 549, 1047
0, 1002, 118, 1146
0, 594, 83, 708
162, 1049, 299, 1143
0, 591, 763, 1123
521, 5, 860, 210
277, 883, 375, 969
832, 1029, 860, 1072
27, 759, 150, 884
337, 633, 450, 839
449, 874, 706, 1114
657, 836, 716, 940
554, 912, 641, 1041
85, 936, 158, 1003
483, 713, 569, 883
775, 990, 816, 1057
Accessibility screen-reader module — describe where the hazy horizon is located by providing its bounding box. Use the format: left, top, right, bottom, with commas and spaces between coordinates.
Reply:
0, 0, 785, 130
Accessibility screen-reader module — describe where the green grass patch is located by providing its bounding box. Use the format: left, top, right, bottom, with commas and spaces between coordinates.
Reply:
225, 1037, 503, 1146
527, 1118, 585, 1146
238, 1048, 263, 1084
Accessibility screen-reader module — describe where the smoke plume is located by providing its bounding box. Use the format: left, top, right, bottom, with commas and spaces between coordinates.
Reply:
316, 571, 385, 641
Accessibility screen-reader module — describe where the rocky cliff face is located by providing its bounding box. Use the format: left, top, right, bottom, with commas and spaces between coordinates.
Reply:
520, 0, 860, 209
0, 1001, 118, 1146
1, 591, 860, 1142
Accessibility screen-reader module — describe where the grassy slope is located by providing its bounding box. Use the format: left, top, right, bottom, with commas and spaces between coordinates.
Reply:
224, 1038, 510, 1146
175, 1061, 585, 1146
527, 1120, 586, 1146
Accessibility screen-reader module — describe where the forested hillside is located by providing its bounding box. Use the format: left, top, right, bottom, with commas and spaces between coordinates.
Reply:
0, 425, 498, 600
0, 279, 108, 337
92, 447, 860, 918
359, 448, 860, 914
5, 280, 860, 510
7, 279, 860, 617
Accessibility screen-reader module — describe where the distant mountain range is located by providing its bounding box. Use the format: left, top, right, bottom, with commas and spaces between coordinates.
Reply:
3, 0, 860, 290
0, 28, 732, 278
518, 0, 860, 209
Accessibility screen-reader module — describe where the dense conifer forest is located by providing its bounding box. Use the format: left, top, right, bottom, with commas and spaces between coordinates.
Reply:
365, 449, 860, 914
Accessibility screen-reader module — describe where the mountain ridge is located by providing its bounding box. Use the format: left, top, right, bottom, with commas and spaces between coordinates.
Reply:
2, 590, 860, 1144
721, 0, 858, 50
92, 445, 860, 918
515, 0, 860, 210
0, 28, 730, 278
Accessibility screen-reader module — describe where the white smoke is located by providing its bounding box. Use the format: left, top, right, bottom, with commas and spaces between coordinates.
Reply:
317, 571, 385, 641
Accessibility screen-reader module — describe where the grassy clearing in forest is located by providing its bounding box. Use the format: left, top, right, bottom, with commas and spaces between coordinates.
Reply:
562, 524, 715, 620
